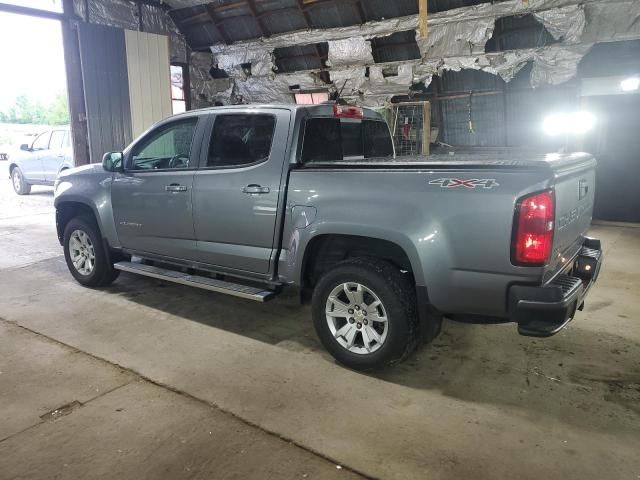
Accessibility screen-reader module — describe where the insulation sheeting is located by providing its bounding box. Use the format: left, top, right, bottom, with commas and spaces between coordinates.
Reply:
141, 4, 180, 36
412, 45, 591, 88
581, 0, 640, 43
87, 0, 139, 30
330, 67, 369, 96
196, 0, 640, 106
76, 0, 185, 54
215, 50, 275, 77
533, 4, 586, 43
234, 71, 322, 104
529, 44, 592, 86
72, 0, 86, 20
368, 64, 414, 90
415, 17, 496, 57
170, 34, 188, 64
209, 15, 420, 58
327, 37, 374, 67
189, 52, 234, 108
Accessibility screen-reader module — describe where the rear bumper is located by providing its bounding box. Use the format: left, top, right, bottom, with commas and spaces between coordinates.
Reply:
508, 237, 603, 337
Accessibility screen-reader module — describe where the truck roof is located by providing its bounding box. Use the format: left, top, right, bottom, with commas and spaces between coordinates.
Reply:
185, 103, 385, 121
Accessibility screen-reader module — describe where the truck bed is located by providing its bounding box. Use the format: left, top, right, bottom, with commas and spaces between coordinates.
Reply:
286, 149, 596, 318
299, 151, 594, 171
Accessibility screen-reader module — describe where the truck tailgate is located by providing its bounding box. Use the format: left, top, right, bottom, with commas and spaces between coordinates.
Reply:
547, 155, 597, 277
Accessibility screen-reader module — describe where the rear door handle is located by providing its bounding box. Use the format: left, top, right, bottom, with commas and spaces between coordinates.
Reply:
165, 183, 188, 192
242, 184, 270, 194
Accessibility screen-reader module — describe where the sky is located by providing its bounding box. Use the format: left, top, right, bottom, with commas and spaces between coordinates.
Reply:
0, 7, 67, 110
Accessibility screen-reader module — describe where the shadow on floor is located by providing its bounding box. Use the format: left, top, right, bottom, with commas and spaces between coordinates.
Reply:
26, 257, 640, 438
100, 268, 640, 435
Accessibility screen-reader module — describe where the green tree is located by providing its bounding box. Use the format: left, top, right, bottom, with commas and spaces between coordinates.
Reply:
0, 93, 69, 125
45, 93, 70, 125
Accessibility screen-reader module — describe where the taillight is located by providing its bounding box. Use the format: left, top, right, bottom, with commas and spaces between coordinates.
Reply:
512, 190, 555, 266
333, 103, 363, 119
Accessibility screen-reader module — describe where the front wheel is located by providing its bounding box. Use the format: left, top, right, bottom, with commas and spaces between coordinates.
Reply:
63, 216, 119, 287
11, 167, 31, 195
312, 258, 419, 371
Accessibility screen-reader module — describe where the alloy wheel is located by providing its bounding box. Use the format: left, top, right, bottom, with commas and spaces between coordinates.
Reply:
69, 229, 96, 275
325, 282, 389, 354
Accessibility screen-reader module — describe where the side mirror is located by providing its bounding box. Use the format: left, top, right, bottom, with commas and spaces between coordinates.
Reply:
20, 144, 30, 151
102, 151, 124, 172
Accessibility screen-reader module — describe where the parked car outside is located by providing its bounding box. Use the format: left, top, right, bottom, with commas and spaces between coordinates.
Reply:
7, 126, 74, 195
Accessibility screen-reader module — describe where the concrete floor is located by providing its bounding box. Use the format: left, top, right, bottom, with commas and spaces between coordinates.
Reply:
0, 178, 639, 480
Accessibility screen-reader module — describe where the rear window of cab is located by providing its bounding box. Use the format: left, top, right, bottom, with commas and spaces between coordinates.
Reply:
301, 118, 394, 162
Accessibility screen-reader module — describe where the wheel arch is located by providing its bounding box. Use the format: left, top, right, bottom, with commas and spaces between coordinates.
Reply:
55, 201, 99, 245
298, 231, 424, 289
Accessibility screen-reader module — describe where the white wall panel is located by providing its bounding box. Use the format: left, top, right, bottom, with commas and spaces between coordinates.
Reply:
125, 30, 172, 138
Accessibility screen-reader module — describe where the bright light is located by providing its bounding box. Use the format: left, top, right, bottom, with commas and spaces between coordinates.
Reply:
542, 112, 596, 136
620, 77, 640, 92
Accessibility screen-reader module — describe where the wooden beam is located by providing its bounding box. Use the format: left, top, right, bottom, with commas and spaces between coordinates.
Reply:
208, 1, 246, 13
246, 0, 268, 38
296, 0, 313, 28
175, 11, 212, 28
418, 0, 428, 38
205, 3, 232, 44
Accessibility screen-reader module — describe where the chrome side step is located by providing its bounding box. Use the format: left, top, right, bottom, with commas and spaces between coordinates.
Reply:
114, 261, 275, 302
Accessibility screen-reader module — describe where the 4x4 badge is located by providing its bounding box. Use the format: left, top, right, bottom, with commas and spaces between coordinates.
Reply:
429, 178, 500, 189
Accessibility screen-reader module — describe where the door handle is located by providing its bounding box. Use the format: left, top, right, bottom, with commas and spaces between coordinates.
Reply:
165, 183, 188, 192
242, 184, 270, 194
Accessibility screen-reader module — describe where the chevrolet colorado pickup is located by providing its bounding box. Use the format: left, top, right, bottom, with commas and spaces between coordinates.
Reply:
54, 103, 603, 370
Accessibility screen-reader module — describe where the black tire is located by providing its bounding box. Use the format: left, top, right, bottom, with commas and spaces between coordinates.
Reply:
312, 257, 419, 371
63, 215, 119, 287
11, 167, 31, 195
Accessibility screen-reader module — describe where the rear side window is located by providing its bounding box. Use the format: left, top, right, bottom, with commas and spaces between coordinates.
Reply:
301, 118, 393, 162
207, 114, 276, 168
50, 131, 66, 149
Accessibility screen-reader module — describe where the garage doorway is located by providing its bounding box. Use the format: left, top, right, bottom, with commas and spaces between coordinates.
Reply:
0, 3, 71, 187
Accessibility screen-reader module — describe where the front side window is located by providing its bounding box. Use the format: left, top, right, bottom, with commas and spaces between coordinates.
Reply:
31, 132, 51, 151
301, 118, 394, 162
130, 118, 198, 170
207, 114, 276, 168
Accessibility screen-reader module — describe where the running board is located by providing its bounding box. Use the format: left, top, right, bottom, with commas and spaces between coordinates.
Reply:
114, 261, 275, 302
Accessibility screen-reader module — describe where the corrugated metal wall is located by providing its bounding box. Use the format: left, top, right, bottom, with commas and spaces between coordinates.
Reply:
124, 30, 172, 139
79, 23, 132, 163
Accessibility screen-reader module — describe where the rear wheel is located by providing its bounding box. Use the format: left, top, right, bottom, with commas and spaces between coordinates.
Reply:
63, 216, 119, 287
11, 167, 31, 195
312, 257, 419, 370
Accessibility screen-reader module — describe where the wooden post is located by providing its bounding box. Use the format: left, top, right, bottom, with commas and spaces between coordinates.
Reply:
418, 0, 428, 39
422, 101, 431, 156
61, 0, 91, 166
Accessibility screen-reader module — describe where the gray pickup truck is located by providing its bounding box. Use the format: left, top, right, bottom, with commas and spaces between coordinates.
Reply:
54, 103, 603, 370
